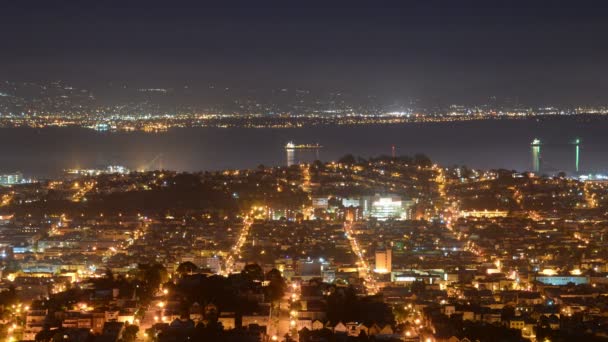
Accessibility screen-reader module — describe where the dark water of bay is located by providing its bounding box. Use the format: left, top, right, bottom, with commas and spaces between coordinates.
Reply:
2, 117, 608, 178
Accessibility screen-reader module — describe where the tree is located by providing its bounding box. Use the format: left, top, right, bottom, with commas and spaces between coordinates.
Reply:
338, 154, 356, 165
265, 269, 286, 303
35, 329, 56, 342
0, 285, 17, 307
413, 153, 432, 167
501, 306, 516, 322
195, 320, 224, 340
312, 160, 325, 171
135, 263, 168, 300
241, 264, 264, 283
410, 281, 426, 294
121, 325, 139, 342
299, 327, 311, 342
357, 330, 369, 341
105, 268, 115, 280
176, 261, 198, 277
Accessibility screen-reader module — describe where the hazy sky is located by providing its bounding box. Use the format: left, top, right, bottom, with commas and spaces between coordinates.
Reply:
2, 1, 608, 104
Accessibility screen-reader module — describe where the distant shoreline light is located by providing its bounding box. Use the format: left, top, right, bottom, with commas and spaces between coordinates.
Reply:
1, 112, 607, 132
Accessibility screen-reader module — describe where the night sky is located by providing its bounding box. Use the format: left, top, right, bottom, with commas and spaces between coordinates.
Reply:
2, 1, 608, 104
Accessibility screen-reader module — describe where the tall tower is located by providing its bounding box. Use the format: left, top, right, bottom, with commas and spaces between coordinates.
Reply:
531, 139, 541, 173
574, 138, 580, 173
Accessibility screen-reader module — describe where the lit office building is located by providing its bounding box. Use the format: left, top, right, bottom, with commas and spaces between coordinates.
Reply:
0, 172, 23, 186
312, 197, 329, 209
370, 196, 406, 220
375, 249, 392, 274
342, 197, 361, 208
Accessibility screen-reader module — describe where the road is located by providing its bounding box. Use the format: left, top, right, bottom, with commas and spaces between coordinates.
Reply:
222, 217, 253, 275
344, 222, 378, 295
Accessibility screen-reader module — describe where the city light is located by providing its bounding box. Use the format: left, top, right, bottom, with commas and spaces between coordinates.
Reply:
2, 5, 608, 340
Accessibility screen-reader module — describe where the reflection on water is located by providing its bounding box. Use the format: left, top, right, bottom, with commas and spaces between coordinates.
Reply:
286, 149, 321, 166
286, 149, 295, 167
